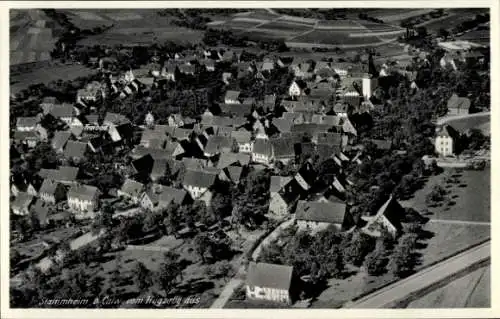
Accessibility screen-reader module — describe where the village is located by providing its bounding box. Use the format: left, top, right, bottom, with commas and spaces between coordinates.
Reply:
9, 9, 491, 309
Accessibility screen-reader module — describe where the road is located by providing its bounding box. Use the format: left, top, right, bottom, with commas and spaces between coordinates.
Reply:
36, 229, 106, 272
436, 111, 490, 126
251, 217, 294, 261
210, 217, 294, 308
429, 219, 490, 226
345, 240, 490, 308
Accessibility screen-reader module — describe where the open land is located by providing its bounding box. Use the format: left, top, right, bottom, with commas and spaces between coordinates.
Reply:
407, 265, 490, 308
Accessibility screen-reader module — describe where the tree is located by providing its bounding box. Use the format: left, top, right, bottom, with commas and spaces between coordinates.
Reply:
92, 204, 115, 234
364, 240, 388, 276
343, 231, 376, 267
133, 261, 152, 290
156, 251, 182, 296
388, 233, 418, 277
438, 28, 449, 40
194, 232, 212, 264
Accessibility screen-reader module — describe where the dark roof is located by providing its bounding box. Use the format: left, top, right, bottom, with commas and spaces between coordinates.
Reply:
217, 152, 251, 169
372, 195, 404, 231
296, 160, 317, 187
224, 90, 241, 102
247, 262, 294, 290
204, 135, 234, 155
252, 138, 272, 156
278, 178, 304, 205
13, 131, 40, 141
295, 200, 347, 224
231, 130, 252, 144
132, 154, 154, 174
436, 125, 460, 138
16, 117, 38, 127
158, 186, 187, 206
270, 176, 293, 193
317, 132, 342, 146
56, 166, 79, 182
183, 169, 217, 188
63, 141, 87, 159
223, 166, 244, 183
272, 118, 293, 133
182, 157, 207, 171
270, 138, 295, 159
151, 159, 168, 177
219, 103, 252, 117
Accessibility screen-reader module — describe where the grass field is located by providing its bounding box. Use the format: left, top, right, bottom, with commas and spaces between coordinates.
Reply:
407, 265, 490, 308
444, 115, 491, 135
400, 167, 490, 222
259, 21, 312, 32
10, 63, 97, 95
222, 20, 262, 29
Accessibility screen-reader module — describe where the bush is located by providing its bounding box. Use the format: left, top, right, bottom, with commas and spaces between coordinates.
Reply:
364, 241, 388, 276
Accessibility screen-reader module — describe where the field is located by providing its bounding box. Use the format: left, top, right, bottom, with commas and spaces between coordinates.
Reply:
369, 9, 435, 23
10, 63, 97, 95
211, 9, 404, 48
407, 265, 490, 308
10, 9, 57, 66
400, 167, 490, 222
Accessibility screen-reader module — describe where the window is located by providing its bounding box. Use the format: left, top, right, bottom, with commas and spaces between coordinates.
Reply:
248, 286, 254, 292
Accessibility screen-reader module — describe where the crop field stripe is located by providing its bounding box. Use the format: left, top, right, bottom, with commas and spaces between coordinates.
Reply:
287, 29, 316, 41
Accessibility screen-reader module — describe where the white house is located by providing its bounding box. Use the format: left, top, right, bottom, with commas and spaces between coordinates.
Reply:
435, 125, 459, 157
246, 262, 294, 305
251, 138, 273, 165
362, 75, 378, 99
288, 80, 307, 97
67, 184, 100, 215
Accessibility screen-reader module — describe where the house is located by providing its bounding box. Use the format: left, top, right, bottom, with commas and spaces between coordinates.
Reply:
216, 152, 251, 169
204, 135, 234, 157
288, 80, 308, 97
294, 160, 317, 191
219, 103, 252, 118
435, 125, 460, 157
140, 129, 168, 149
11, 192, 36, 216
224, 90, 241, 104
49, 103, 76, 125
182, 169, 217, 199
272, 118, 294, 134
103, 112, 131, 129
447, 93, 471, 115
231, 130, 253, 153
40, 96, 59, 114
38, 179, 67, 204
200, 59, 215, 71
222, 72, 233, 85
67, 184, 100, 213
178, 64, 196, 75
16, 117, 39, 131
334, 103, 349, 117
76, 81, 104, 106
263, 94, 277, 111
109, 123, 134, 144
150, 159, 168, 182
268, 176, 292, 216
161, 63, 177, 82
252, 138, 273, 165
268, 178, 303, 219
140, 184, 188, 212
167, 114, 188, 127
118, 179, 145, 203
182, 157, 208, 171
291, 62, 313, 79
131, 154, 155, 175
361, 195, 404, 238
40, 166, 80, 184
12, 131, 40, 148
10, 174, 42, 198
51, 131, 72, 153
63, 141, 88, 161
270, 138, 295, 164
294, 199, 349, 232
246, 262, 295, 305
219, 166, 245, 184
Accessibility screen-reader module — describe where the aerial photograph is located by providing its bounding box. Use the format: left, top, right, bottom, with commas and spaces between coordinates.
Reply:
9, 7, 490, 310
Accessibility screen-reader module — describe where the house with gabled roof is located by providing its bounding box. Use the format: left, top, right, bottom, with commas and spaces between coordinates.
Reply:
16, 117, 39, 132
246, 262, 295, 305
361, 195, 404, 238
231, 130, 253, 153
294, 199, 350, 232
252, 138, 273, 165
11, 192, 36, 216
140, 184, 188, 212
216, 152, 251, 169
118, 179, 145, 203
182, 169, 217, 199
38, 179, 67, 204
63, 141, 88, 162
49, 103, 77, 125
294, 160, 317, 191
150, 159, 169, 182
204, 135, 234, 157
435, 124, 460, 157
288, 80, 308, 97
67, 184, 100, 214
268, 178, 303, 220
447, 93, 471, 115
140, 129, 168, 149
51, 131, 72, 153
182, 157, 208, 171
219, 166, 245, 184
224, 90, 241, 104
12, 131, 41, 148
270, 138, 295, 165
219, 103, 252, 118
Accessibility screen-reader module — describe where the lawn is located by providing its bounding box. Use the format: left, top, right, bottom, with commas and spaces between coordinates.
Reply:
220, 20, 262, 30
444, 115, 490, 135
407, 265, 490, 308
316, 19, 365, 30
258, 21, 312, 32
400, 167, 491, 222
